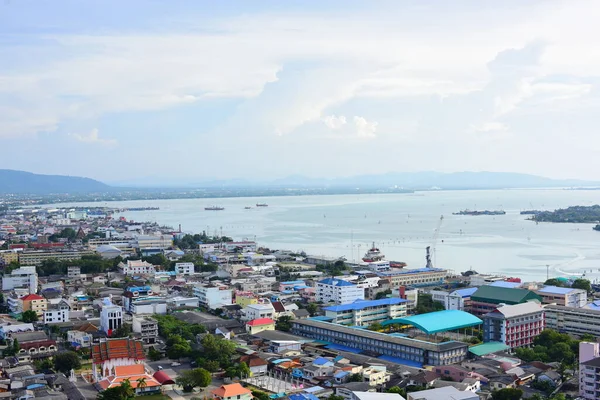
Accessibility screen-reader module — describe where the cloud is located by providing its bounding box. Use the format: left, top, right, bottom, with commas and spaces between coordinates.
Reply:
70, 129, 117, 146
322, 115, 347, 129
470, 122, 508, 133
353, 116, 378, 138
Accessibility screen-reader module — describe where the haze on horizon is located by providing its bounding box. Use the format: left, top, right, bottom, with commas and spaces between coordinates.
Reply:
1, 1, 599, 183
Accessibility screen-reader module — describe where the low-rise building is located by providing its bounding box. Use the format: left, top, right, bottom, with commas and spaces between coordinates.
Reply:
167, 296, 200, 308
132, 316, 159, 344
243, 303, 276, 321
212, 383, 253, 400
13, 331, 57, 356
43, 307, 70, 324
535, 285, 587, 308
377, 268, 447, 288
469, 286, 541, 317
406, 386, 478, 400
118, 260, 156, 276
2, 266, 37, 293
361, 365, 390, 386
0, 323, 34, 340
18, 249, 94, 266
483, 302, 545, 349
323, 298, 407, 326
175, 262, 194, 275
67, 266, 81, 278
316, 278, 365, 304
21, 294, 47, 316
246, 318, 276, 334
545, 305, 600, 337
193, 285, 233, 310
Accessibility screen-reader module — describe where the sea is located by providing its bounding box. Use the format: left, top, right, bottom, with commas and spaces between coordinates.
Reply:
47, 188, 600, 282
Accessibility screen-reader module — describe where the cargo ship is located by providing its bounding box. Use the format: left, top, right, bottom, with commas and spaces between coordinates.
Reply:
453, 209, 506, 216
205, 206, 225, 211
362, 243, 406, 268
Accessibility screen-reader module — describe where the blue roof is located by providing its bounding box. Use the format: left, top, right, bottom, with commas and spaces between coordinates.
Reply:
326, 343, 363, 354
381, 310, 482, 334
378, 354, 423, 368
451, 287, 478, 297
323, 298, 407, 312
586, 300, 600, 310
538, 285, 575, 295
489, 281, 521, 288
313, 357, 332, 366
126, 286, 151, 292
304, 386, 324, 393
309, 316, 334, 322
282, 280, 306, 285
289, 394, 319, 400
334, 371, 350, 378
318, 278, 355, 287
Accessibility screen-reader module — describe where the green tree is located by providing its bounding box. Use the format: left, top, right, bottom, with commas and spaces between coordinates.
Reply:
544, 278, 564, 287
21, 310, 39, 323
375, 289, 392, 299
276, 315, 293, 332
54, 351, 82, 373
225, 362, 251, 379
200, 334, 236, 368
551, 393, 566, 400
197, 358, 220, 372
572, 278, 591, 293
3, 338, 19, 357
386, 386, 405, 396
491, 388, 523, 400
177, 368, 212, 392
581, 333, 596, 342
348, 373, 363, 382
147, 347, 162, 361
327, 395, 345, 400
112, 323, 132, 338
97, 385, 135, 400
415, 294, 445, 314
367, 322, 383, 331
136, 377, 147, 391
306, 303, 318, 316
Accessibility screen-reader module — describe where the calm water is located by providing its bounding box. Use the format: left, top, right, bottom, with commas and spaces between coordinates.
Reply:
48, 189, 600, 282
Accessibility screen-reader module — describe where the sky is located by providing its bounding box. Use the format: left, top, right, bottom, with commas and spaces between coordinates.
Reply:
1, 0, 600, 183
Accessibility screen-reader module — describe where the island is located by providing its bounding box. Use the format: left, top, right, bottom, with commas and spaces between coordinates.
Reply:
529, 205, 600, 224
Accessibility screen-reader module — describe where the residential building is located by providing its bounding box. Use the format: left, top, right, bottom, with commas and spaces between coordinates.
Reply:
122, 286, 167, 314
447, 287, 478, 311
13, 331, 57, 356
7, 295, 23, 314
323, 298, 407, 326
302, 357, 335, 379
18, 250, 94, 266
2, 266, 37, 293
222, 241, 257, 253
483, 302, 545, 348
67, 266, 81, 278
167, 296, 200, 308
244, 303, 275, 321
579, 341, 600, 399
279, 280, 307, 292
535, 285, 587, 308
545, 305, 600, 337
21, 294, 47, 316
235, 292, 258, 307
43, 307, 70, 324
0, 250, 19, 265
118, 260, 156, 276
361, 365, 390, 386
0, 323, 34, 340
175, 262, 195, 275
376, 268, 447, 288
132, 316, 159, 344
292, 319, 469, 367
193, 285, 233, 310
133, 235, 173, 251
406, 386, 478, 400
469, 286, 541, 317
316, 278, 365, 304
246, 318, 276, 334
87, 238, 132, 250
100, 298, 123, 335
212, 383, 253, 400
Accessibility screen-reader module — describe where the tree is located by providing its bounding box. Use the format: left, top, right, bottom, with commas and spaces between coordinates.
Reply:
147, 347, 162, 361
367, 322, 383, 331
225, 362, 251, 379
348, 373, 363, 382
4, 338, 19, 357
54, 351, 81, 373
276, 315, 293, 332
415, 294, 445, 314
375, 289, 392, 300
327, 395, 345, 400
177, 368, 212, 392
97, 380, 135, 400
387, 387, 405, 396
112, 323, 132, 338
581, 333, 596, 342
491, 388, 523, 400
21, 310, 38, 323
197, 358, 220, 372
572, 278, 591, 293
544, 278, 564, 287
200, 334, 236, 368
136, 377, 147, 391
306, 303, 318, 317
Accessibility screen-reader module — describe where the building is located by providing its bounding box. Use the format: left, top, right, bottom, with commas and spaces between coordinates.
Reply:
167, 296, 200, 308
0, 323, 34, 340
123, 286, 167, 315
67, 266, 81, 278
243, 303, 275, 321
361, 365, 390, 386
133, 235, 173, 251
291, 319, 470, 367
376, 268, 447, 288
13, 331, 57, 356
88, 238, 132, 250
447, 287, 478, 311
132, 316, 159, 344
100, 298, 123, 335
483, 302, 545, 349
118, 260, 156, 276
175, 262, 195, 275
406, 386, 478, 400
212, 383, 253, 400
222, 241, 257, 253
235, 292, 258, 307
545, 305, 600, 337
469, 286, 541, 317
316, 278, 365, 304
18, 250, 94, 266
98, 364, 162, 395
21, 294, 47, 316
534, 285, 587, 308
91, 337, 146, 381
323, 298, 408, 327
2, 266, 37, 293
193, 285, 233, 310
246, 318, 276, 334
43, 307, 70, 324
0, 250, 19, 265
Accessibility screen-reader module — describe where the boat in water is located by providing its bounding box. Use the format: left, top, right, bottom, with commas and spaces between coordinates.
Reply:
362, 242, 384, 262
205, 206, 225, 211
244, 206, 252, 209
361, 242, 406, 269
256, 203, 268, 207
453, 209, 506, 216
520, 210, 542, 215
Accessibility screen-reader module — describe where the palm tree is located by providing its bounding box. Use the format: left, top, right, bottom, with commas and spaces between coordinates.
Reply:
121, 378, 135, 399
136, 377, 148, 393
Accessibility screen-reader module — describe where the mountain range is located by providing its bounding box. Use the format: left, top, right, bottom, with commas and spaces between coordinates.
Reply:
0, 169, 598, 195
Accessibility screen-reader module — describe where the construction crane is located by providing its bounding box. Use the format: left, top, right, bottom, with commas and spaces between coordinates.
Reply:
425, 215, 444, 269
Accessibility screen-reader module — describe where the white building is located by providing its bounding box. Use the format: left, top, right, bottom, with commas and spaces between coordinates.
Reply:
43, 308, 70, 324
130, 299, 167, 315
407, 386, 478, 400
118, 260, 156, 276
0, 324, 34, 340
193, 285, 233, 309
316, 278, 365, 304
243, 303, 276, 321
132, 316, 158, 344
222, 241, 257, 253
68, 330, 94, 348
175, 262, 195, 275
133, 235, 173, 250
323, 298, 408, 327
362, 365, 391, 386
429, 290, 465, 311
2, 266, 37, 293
100, 298, 123, 334
67, 266, 81, 278
167, 296, 200, 308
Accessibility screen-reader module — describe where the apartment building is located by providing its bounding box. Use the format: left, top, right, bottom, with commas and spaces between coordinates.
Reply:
579, 341, 600, 399
43, 308, 70, 324
118, 260, 156, 276
21, 294, 48, 317
324, 298, 407, 327
193, 285, 233, 310
243, 303, 276, 321
100, 298, 123, 335
483, 302, 545, 349
133, 235, 173, 251
175, 262, 195, 275
18, 250, 94, 266
87, 238, 132, 250
316, 278, 365, 304
376, 268, 447, 288
67, 266, 81, 278
534, 285, 587, 308
361, 366, 390, 386
132, 316, 159, 344
1, 266, 37, 293
222, 241, 257, 253
545, 305, 600, 337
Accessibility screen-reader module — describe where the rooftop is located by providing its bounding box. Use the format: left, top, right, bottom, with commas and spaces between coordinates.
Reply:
212, 383, 252, 398
324, 298, 407, 312
537, 285, 579, 295
381, 310, 482, 334
471, 286, 541, 305
318, 278, 356, 287
21, 294, 44, 301
486, 301, 543, 318
451, 287, 478, 298
247, 318, 275, 326
488, 281, 522, 289
407, 386, 477, 400
469, 342, 511, 356
377, 268, 445, 276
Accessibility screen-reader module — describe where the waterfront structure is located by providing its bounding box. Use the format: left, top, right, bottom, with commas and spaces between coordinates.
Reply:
132, 316, 159, 344
291, 318, 470, 367
316, 278, 365, 304
323, 298, 407, 327
482, 302, 544, 349
18, 250, 94, 266
100, 298, 123, 335
246, 318, 276, 334
1, 266, 37, 293
212, 383, 253, 400
175, 262, 194, 275
376, 268, 447, 288
21, 294, 47, 317
193, 285, 233, 310
469, 286, 541, 317
534, 285, 587, 308
118, 260, 156, 276
545, 305, 600, 337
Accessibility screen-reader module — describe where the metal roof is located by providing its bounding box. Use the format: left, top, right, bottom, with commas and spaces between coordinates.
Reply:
471, 286, 541, 304
323, 298, 407, 312
451, 287, 478, 298
537, 285, 577, 295
382, 310, 482, 334
469, 342, 510, 356
318, 278, 356, 287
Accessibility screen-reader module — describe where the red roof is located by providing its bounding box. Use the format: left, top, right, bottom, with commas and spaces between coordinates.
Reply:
212, 383, 252, 398
21, 294, 44, 301
153, 370, 175, 384
246, 318, 275, 326
91, 338, 145, 364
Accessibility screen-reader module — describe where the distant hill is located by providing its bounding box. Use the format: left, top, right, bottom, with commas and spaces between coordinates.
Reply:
0, 170, 110, 194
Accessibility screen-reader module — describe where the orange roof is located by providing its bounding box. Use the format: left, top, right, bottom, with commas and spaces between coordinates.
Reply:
114, 364, 145, 375
246, 318, 275, 326
21, 294, 44, 301
98, 364, 161, 390
212, 383, 252, 398
92, 338, 145, 364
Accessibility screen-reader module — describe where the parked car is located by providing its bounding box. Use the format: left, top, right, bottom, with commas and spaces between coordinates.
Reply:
171, 362, 181, 367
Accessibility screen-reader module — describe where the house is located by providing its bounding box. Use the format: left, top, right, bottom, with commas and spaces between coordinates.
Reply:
302, 357, 335, 380
175, 262, 194, 275
212, 383, 253, 400
361, 365, 390, 386
243, 303, 275, 321
246, 318, 275, 335
12, 331, 57, 356
488, 374, 518, 391
351, 392, 405, 400
293, 309, 310, 319
316, 278, 365, 304
409, 370, 438, 388
240, 354, 268, 376
21, 294, 48, 316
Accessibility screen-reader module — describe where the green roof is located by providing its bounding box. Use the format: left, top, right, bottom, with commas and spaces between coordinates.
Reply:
381, 310, 482, 334
469, 342, 510, 356
471, 286, 541, 305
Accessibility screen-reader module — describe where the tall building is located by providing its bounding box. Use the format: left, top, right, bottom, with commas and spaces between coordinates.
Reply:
579, 341, 600, 399
323, 298, 408, 326
100, 298, 123, 335
483, 302, 544, 349
316, 278, 365, 304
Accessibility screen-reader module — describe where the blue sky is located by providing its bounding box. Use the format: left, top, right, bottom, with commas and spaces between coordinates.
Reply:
1, 0, 600, 183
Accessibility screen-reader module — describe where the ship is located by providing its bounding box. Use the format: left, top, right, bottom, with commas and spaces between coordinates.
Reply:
244, 206, 252, 209
256, 203, 268, 207
205, 206, 225, 211
520, 210, 542, 215
452, 209, 506, 216
361, 242, 406, 269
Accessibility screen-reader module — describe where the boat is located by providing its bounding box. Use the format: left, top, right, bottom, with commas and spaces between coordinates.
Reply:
362, 242, 384, 262
256, 203, 268, 207
205, 206, 225, 211
452, 209, 506, 216
520, 210, 541, 215
390, 261, 407, 268
360, 242, 406, 270
244, 206, 252, 209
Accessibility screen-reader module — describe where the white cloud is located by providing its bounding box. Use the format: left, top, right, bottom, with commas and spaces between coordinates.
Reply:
353, 116, 378, 139
322, 115, 347, 130
470, 122, 509, 133
70, 128, 117, 146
